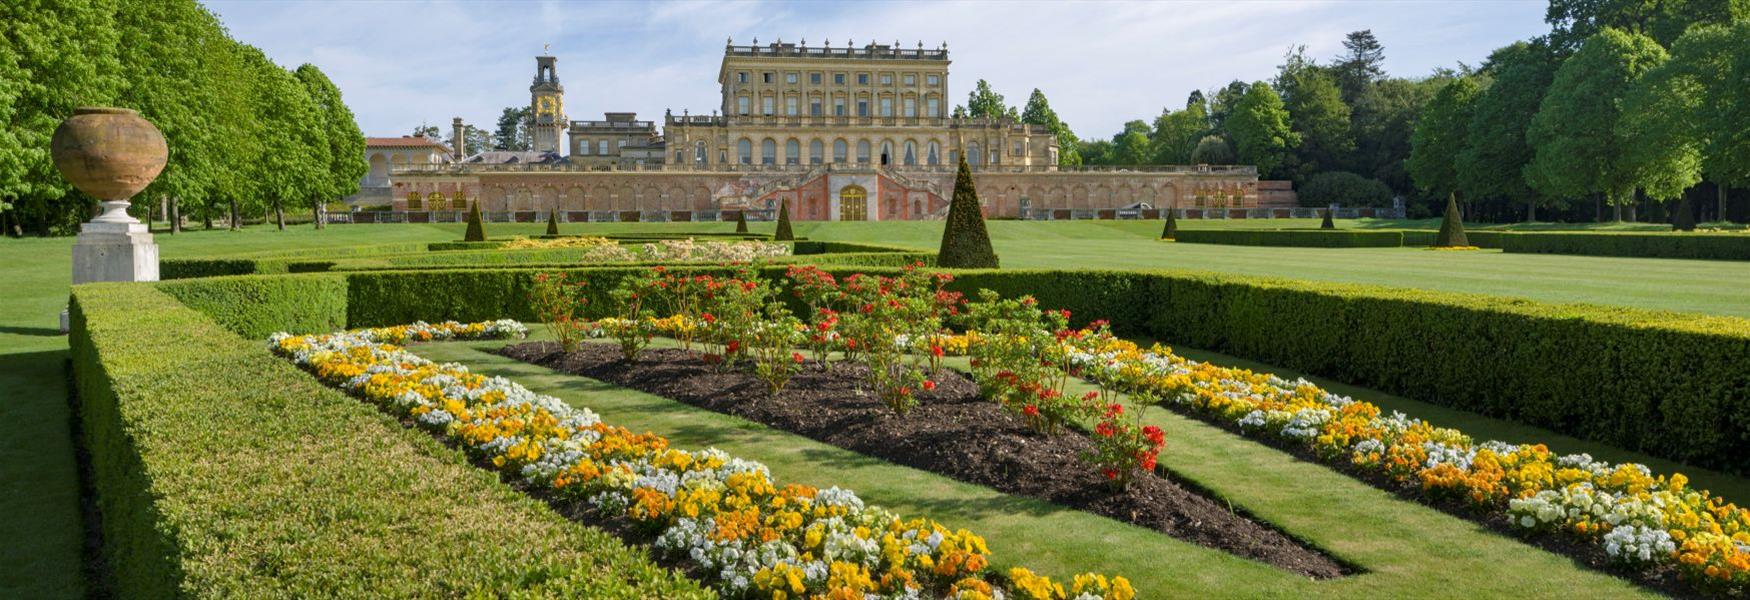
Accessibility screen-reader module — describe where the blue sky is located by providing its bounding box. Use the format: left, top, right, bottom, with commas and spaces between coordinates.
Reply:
207, 0, 1551, 141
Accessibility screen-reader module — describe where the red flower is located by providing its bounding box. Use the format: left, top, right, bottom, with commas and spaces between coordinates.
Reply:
701, 313, 717, 324
1095, 422, 1115, 438
1140, 455, 1157, 471
726, 340, 741, 353
1143, 426, 1165, 445
1102, 468, 1118, 481
792, 352, 805, 363
922, 380, 937, 391
930, 345, 944, 358
1023, 404, 1039, 417
1083, 391, 1101, 402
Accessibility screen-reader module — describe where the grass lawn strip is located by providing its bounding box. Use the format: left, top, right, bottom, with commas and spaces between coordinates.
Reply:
418, 335, 1653, 598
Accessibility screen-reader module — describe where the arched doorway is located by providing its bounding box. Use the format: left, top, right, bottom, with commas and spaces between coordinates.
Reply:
839, 185, 868, 221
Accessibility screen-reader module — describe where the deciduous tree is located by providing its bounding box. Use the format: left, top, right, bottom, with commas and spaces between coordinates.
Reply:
1526, 29, 1668, 221
1226, 82, 1299, 179
1409, 77, 1479, 204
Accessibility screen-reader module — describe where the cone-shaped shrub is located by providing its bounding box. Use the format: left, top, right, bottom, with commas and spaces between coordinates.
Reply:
1673, 195, 1696, 231
1160, 208, 1179, 240
937, 155, 999, 268
1320, 207, 1335, 229
774, 202, 794, 240
735, 210, 749, 233
545, 211, 559, 236
464, 200, 486, 242
1434, 194, 1469, 247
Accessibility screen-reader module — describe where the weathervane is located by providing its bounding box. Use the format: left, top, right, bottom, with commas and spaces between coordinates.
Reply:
543, 42, 551, 55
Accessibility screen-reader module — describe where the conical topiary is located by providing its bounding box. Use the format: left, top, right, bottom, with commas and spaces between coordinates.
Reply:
735, 210, 749, 233
1160, 208, 1178, 240
1434, 194, 1469, 247
1320, 207, 1335, 229
936, 155, 999, 268
464, 200, 486, 242
545, 210, 559, 236
774, 201, 794, 240
1673, 195, 1696, 231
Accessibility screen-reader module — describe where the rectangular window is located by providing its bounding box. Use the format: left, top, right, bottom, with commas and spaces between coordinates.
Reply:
737, 72, 748, 83
786, 97, 798, 116
927, 98, 940, 117
762, 97, 774, 115
857, 100, 869, 117
903, 74, 915, 86
904, 98, 916, 117
1014, 141, 1024, 156
810, 101, 822, 116
927, 74, 940, 86
579, 140, 591, 155
880, 74, 893, 85
810, 72, 822, 85
834, 73, 846, 85
857, 73, 869, 85
786, 72, 797, 84
834, 98, 846, 116
737, 96, 750, 115
880, 97, 892, 117
597, 140, 608, 154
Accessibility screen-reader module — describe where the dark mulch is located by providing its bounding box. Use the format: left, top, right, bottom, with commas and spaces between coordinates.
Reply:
500, 341, 1351, 579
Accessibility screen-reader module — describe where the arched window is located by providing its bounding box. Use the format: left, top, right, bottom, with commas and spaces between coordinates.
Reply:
761, 138, 777, 165
903, 141, 917, 166
967, 143, 982, 166
785, 139, 800, 165
833, 139, 848, 163
737, 138, 753, 164
809, 140, 824, 165
857, 140, 871, 164
880, 141, 893, 166
927, 141, 940, 166
694, 141, 707, 166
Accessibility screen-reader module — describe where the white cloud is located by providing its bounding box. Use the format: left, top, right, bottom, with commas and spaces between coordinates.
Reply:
207, 0, 1549, 141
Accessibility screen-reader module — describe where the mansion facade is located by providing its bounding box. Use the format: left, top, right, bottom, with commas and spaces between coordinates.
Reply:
374, 40, 1286, 222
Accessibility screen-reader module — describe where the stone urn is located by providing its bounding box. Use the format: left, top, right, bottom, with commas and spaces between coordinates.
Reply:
51, 107, 167, 223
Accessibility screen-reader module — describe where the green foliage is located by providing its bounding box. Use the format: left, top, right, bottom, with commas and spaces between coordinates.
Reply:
156, 274, 347, 338
1545, 0, 1746, 50
1226, 82, 1299, 179
464, 200, 486, 241
1331, 30, 1386, 103
1299, 171, 1394, 208
734, 210, 749, 233
936, 156, 999, 268
773, 201, 794, 241
1189, 135, 1235, 165
545, 210, 559, 236
1176, 229, 1404, 247
1321, 208, 1335, 229
1409, 77, 1480, 199
1673, 195, 1697, 231
1434, 194, 1470, 247
1527, 29, 1669, 212
68, 283, 708, 598
494, 106, 530, 151
1152, 101, 1209, 164
1460, 42, 1560, 219
1160, 210, 1178, 240
295, 64, 367, 206
1020, 88, 1081, 167
1275, 50, 1354, 178
1114, 130, 1152, 165
964, 80, 1018, 120
1501, 231, 1750, 260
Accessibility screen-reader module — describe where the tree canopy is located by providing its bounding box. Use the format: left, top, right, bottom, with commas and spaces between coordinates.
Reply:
1409, 77, 1480, 201
1526, 28, 1668, 212
1226, 82, 1299, 179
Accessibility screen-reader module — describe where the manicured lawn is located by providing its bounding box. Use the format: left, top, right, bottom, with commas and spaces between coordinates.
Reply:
416, 336, 1653, 598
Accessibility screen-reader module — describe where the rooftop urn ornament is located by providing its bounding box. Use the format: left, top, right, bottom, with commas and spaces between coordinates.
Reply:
53, 106, 168, 332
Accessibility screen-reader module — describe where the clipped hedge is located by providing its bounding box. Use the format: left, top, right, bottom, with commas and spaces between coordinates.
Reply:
69, 283, 709, 598
316, 264, 1750, 474
157, 274, 347, 338
1175, 229, 1405, 248
1501, 231, 1750, 260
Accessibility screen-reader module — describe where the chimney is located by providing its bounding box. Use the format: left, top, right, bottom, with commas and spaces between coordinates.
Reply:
451, 117, 465, 159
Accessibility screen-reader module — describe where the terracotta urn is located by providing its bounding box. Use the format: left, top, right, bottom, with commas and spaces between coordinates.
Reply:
50, 107, 168, 223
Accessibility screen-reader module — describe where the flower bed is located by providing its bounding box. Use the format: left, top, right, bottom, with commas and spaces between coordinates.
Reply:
1060, 331, 1749, 595
270, 320, 1134, 600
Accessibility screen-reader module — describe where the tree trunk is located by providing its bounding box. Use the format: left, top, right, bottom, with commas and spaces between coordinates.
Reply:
230, 198, 240, 230
169, 197, 180, 235
274, 198, 285, 231
1720, 184, 1729, 225
1612, 201, 1623, 222
204, 204, 213, 230
1625, 201, 1637, 223
1525, 199, 1536, 223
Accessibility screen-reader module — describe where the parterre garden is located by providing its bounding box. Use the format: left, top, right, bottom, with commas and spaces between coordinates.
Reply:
18, 218, 1750, 598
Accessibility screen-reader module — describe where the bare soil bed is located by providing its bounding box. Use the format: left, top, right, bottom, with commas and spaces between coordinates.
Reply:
500, 341, 1350, 579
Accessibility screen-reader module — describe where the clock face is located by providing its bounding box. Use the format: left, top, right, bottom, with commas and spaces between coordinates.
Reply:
536, 96, 557, 116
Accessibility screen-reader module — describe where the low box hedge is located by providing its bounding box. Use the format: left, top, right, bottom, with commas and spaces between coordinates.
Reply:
1501, 231, 1750, 260
157, 274, 348, 339
270, 264, 1750, 475
1175, 229, 1405, 248
70, 283, 709, 598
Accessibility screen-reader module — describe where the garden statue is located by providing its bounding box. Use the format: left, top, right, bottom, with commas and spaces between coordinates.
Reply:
52, 107, 167, 330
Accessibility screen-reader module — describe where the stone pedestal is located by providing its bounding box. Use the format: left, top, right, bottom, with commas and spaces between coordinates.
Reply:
72, 219, 159, 285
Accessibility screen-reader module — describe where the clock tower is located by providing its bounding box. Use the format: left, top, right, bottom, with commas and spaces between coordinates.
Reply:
529, 53, 565, 154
